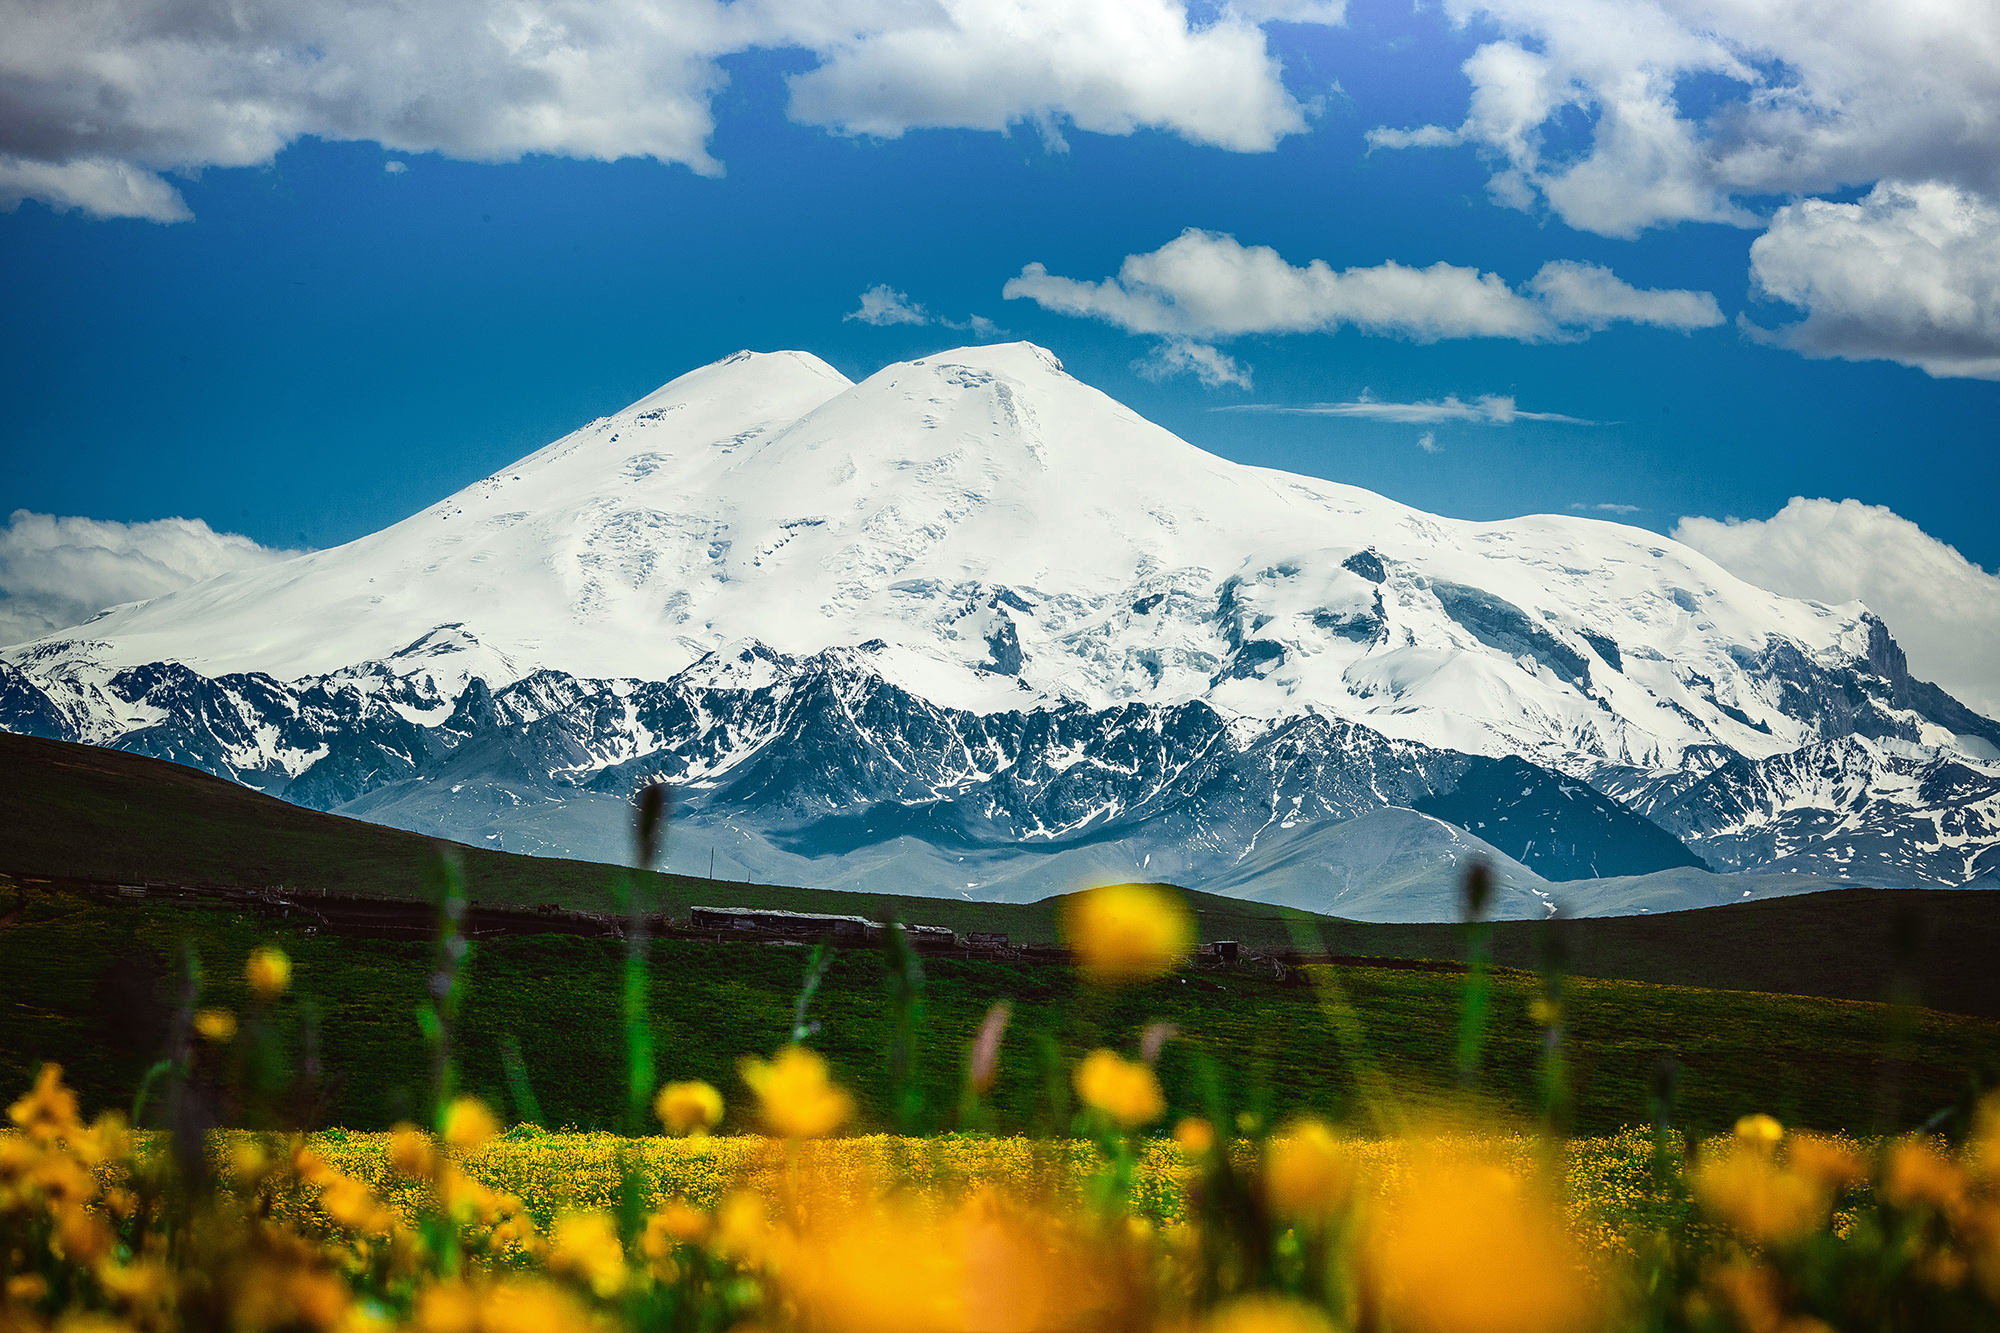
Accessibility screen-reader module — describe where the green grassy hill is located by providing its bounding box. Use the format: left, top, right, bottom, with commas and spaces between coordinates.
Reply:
4, 731, 1996, 1017
4, 885, 1994, 1140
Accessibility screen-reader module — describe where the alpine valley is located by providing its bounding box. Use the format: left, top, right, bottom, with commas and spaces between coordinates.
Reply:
5, 344, 1997, 920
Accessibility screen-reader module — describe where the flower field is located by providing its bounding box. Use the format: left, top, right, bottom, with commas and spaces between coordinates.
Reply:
5, 855, 1999, 1330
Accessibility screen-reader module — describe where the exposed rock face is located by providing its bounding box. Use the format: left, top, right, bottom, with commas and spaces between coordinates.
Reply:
4, 343, 1997, 903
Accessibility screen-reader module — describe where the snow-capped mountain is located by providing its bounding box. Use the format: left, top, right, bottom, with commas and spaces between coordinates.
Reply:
5, 343, 1996, 912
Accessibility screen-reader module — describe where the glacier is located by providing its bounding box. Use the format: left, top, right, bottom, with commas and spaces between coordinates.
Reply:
4, 342, 1997, 915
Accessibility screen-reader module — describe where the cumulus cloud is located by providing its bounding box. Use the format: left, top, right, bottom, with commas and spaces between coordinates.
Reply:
1367, 0, 2000, 240
1528, 260, 1723, 332
844, 284, 1003, 337
0, 510, 300, 647
1675, 498, 2000, 723
1417, 431, 1440, 453
1745, 181, 2000, 381
1135, 339, 1253, 389
846, 284, 931, 326
1004, 231, 1720, 382
784, 0, 1327, 153
0, 0, 1341, 222
1222, 389, 1593, 423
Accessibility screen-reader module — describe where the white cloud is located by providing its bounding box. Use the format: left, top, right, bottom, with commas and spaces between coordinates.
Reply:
383, 160, 408, 175
1675, 498, 2000, 723
783, 0, 1328, 154
1367, 0, 2000, 239
1417, 430, 1440, 453
0, 156, 193, 224
1745, 181, 2000, 381
1004, 231, 1721, 382
846, 284, 931, 326
1135, 339, 1253, 389
1527, 260, 1722, 332
1222, 389, 1593, 423
0, 510, 301, 647
0, 0, 1343, 222
844, 284, 1005, 337
1571, 501, 1640, 514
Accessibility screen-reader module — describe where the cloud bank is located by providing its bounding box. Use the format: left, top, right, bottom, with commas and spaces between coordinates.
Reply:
0, 511, 300, 647
1746, 182, 2000, 381
1368, 0, 2000, 239
0, 0, 1340, 222
1005, 230, 1721, 383
1675, 498, 2000, 724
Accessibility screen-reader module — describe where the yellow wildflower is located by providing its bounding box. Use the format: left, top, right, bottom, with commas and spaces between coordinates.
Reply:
1788, 1134, 1868, 1189
7, 1273, 49, 1303
710, 1192, 771, 1263
246, 946, 293, 1001
1693, 1149, 1829, 1244
415, 1282, 479, 1333
388, 1125, 437, 1178
1735, 1113, 1784, 1151
1265, 1121, 1355, 1218
479, 1280, 598, 1333
551, 1212, 626, 1298
1073, 1050, 1163, 1129
1205, 1295, 1337, 1333
10, 1063, 82, 1138
651, 1202, 710, 1245
1884, 1140, 1968, 1215
739, 1047, 852, 1139
194, 1010, 238, 1043
1059, 883, 1193, 984
1174, 1116, 1217, 1156
654, 1080, 724, 1136
1370, 1158, 1600, 1333
442, 1098, 500, 1150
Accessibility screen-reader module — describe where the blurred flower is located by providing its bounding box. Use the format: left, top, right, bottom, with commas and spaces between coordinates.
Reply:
654, 1080, 724, 1135
777, 1206, 965, 1333
652, 1202, 710, 1245
551, 1213, 626, 1298
1788, 1134, 1868, 1189
1074, 1050, 1163, 1129
478, 1280, 595, 1333
194, 1009, 238, 1043
1693, 1149, 1829, 1244
1370, 1158, 1600, 1333
9, 1063, 81, 1138
442, 1097, 500, 1149
740, 1047, 852, 1139
1060, 884, 1193, 984
711, 1192, 772, 1263
1175, 1117, 1217, 1156
1884, 1140, 1968, 1215
1735, 1113, 1784, 1151
1265, 1121, 1355, 1218
969, 1001, 1013, 1093
388, 1125, 437, 1178
1205, 1295, 1337, 1333
415, 1281, 478, 1333
246, 946, 293, 1001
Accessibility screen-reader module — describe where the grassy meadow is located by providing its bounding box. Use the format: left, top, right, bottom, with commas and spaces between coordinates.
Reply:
7, 736, 2000, 1330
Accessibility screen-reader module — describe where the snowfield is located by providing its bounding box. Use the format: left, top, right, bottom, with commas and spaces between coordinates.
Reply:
5, 344, 1997, 911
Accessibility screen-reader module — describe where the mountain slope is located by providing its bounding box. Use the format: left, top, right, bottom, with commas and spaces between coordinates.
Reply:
5, 342, 1997, 903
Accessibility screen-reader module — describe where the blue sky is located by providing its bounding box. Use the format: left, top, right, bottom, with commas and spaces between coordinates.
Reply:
3, 0, 1999, 698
